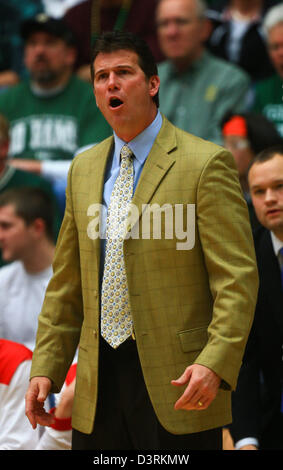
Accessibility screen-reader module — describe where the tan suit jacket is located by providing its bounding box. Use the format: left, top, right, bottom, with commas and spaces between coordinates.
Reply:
31, 116, 258, 435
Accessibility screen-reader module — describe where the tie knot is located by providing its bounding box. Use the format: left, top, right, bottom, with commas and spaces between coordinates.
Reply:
120, 145, 133, 161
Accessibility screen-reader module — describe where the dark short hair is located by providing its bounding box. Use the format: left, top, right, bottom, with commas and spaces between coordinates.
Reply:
90, 31, 159, 107
0, 187, 54, 241
250, 144, 283, 169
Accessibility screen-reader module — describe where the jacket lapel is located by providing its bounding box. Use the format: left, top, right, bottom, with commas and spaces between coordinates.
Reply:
87, 136, 114, 275
129, 117, 177, 233
88, 136, 114, 207
87, 118, 177, 243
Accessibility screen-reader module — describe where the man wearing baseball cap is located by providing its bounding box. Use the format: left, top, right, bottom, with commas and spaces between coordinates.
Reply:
20, 14, 77, 48
0, 14, 111, 208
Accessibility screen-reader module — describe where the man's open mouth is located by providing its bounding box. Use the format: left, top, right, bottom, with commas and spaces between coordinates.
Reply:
109, 97, 123, 108
266, 209, 281, 216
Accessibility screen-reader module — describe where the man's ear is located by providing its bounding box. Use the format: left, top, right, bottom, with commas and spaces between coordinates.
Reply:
149, 75, 160, 100
65, 45, 78, 67
201, 18, 213, 43
30, 218, 46, 238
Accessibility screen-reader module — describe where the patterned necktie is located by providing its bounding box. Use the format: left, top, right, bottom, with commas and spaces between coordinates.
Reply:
101, 145, 134, 348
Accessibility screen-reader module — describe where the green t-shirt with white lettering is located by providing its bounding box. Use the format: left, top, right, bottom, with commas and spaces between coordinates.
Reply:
253, 73, 283, 138
0, 75, 111, 161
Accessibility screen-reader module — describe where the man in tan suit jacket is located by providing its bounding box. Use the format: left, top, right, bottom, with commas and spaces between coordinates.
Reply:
25, 31, 258, 450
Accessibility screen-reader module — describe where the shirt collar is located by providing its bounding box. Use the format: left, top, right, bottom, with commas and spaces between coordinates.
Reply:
165, 50, 208, 78
270, 231, 283, 257
113, 110, 163, 165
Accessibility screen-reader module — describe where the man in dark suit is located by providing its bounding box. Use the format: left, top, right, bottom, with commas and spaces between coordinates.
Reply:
230, 144, 283, 450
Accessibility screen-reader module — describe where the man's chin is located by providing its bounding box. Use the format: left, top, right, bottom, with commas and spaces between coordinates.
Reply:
31, 71, 58, 86
264, 218, 283, 234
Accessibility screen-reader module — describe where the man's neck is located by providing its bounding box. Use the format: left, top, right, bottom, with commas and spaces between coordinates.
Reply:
272, 230, 283, 243
22, 241, 55, 274
31, 71, 72, 96
115, 108, 158, 143
230, 0, 262, 17
171, 48, 204, 74
113, 110, 162, 165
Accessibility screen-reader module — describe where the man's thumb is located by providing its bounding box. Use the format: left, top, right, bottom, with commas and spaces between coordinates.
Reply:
37, 380, 50, 402
171, 366, 192, 386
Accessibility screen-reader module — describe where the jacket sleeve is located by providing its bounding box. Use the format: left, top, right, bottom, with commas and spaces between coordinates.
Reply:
229, 316, 261, 443
30, 158, 84, 393
193, 148, 259, 390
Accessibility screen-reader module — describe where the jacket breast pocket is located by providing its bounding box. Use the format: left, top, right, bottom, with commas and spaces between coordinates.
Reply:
177, 327, 208, 353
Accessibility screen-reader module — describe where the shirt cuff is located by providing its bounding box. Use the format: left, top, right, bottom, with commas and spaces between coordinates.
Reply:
235, 437, 259, 449
49, 407, 72, 431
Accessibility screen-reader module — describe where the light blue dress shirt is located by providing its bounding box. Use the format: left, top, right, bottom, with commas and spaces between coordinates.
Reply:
99, 110, 163, 280
103, 110, 163, 208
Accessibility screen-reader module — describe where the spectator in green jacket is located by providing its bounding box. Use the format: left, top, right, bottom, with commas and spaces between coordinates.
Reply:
156, 0, 251, 145
252, 4, 283, 138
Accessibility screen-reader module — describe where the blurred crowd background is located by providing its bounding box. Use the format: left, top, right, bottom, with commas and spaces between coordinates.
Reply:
0, 0, 283, 451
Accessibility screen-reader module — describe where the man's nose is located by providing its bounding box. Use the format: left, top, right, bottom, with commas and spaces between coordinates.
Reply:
275, 44, 283, 55
108, 72, 119, 90
265, 188, 277, 204
160, 20, 180, 37
166, 22, 179, 36
32, 42, 47, 56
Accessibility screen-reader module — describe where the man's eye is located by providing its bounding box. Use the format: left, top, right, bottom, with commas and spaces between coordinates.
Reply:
269, 44, 280, 51
157, 18, 190, 28
97, 73, 107, 81
254, 190, 264, 195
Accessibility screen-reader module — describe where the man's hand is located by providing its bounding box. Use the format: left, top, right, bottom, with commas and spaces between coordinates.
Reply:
25, 377, 54, 429
172, 364, 221, 410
